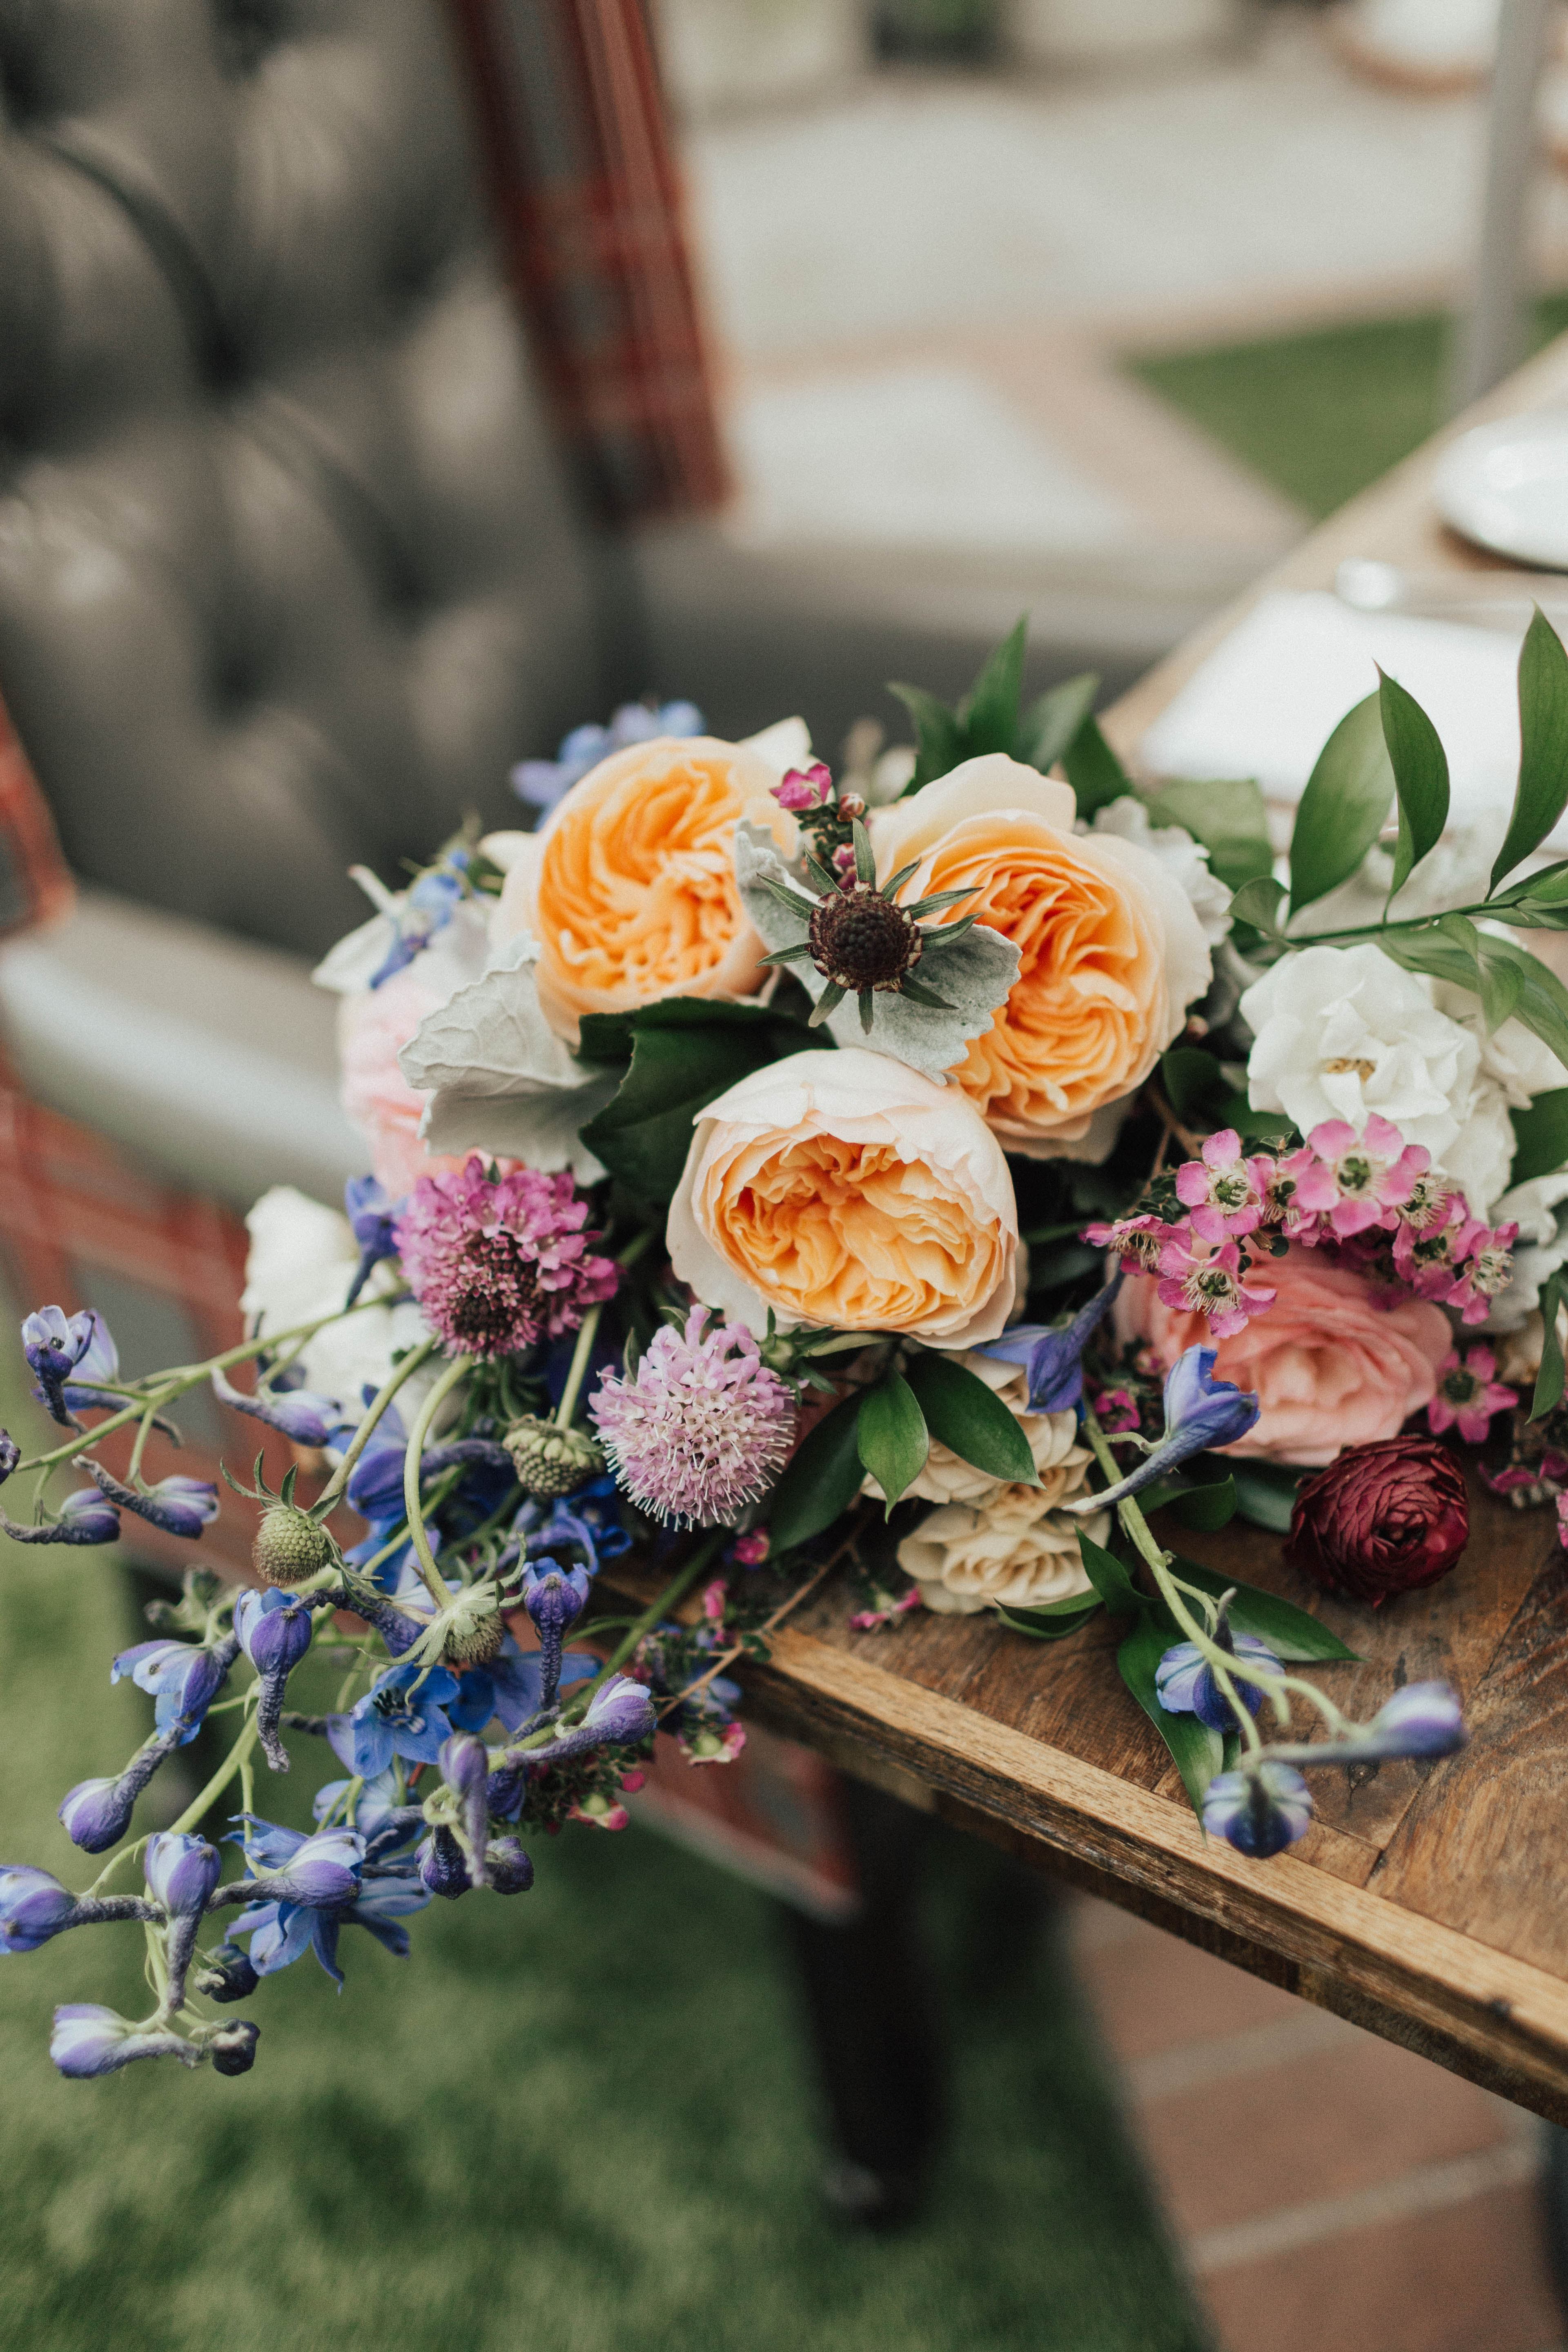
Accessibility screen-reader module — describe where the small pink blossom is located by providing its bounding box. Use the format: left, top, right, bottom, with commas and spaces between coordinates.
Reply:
1392, 1193, 1483, 1301
1446, 1222, 1518, 1326
1294, 1116, 1430, 1239
1557, 1495, 1568, 1552
726, 1531, 770, 1568
1427, 1346, 1517, 1443
850, 1587, 923, 1633
1156, 1235, 1276, 1340
1174, 1129, 1269, 1241
680, 1720, 747, 1765
1090, 1385, 1141, 1435
619, 1768, 648, 1793
701, 1578, 730, 1623
590, 1306, 797, 1528
1085, 1212, 1178, 1273
772, 761, 833, 812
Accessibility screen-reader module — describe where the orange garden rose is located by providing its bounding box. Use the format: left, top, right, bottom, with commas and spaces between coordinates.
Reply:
495, 733, 796, 1043
869, 755, 1211, 1156
668, 1047, 1019, 1347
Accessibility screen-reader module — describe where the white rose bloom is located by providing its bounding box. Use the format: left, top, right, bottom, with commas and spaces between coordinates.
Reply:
1485, 1168, 1568, 1331
241, 1187, 443, 1428
898, 1476, 1107, 1615
860, 1354, 1081, 1506
1091, 797, 1233, 948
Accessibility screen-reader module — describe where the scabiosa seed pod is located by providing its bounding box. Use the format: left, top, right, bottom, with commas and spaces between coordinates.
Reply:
503, 1417, 605, 1500
808, 883, 923, 995
1285, 1435, 1469, 1606
253, 1501, 336, 1587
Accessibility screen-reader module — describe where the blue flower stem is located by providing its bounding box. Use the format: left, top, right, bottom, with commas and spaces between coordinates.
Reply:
402, 1354, 474, 1610
312, 1334, 440, 1515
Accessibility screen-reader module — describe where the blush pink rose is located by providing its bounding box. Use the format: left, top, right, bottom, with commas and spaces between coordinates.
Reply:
1114, 1244, 1452, 1467
339, 971, 472, 1200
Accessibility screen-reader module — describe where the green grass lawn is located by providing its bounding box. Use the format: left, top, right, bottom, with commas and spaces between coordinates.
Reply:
0, 1366, 1207, 2352
1128, 294, 1568, 520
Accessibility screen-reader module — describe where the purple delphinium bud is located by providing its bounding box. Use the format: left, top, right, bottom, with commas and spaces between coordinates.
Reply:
344, 1176, 402, 1309
976, 1268, 1124, 1412
211, 1364, 341, 1447
486, 1836, 534, 1895
1356, 1681, 1468, 1760
0, 1432, 18, 1483
58, 1777, 135, 1853
1201, 1762, 1313, 1859
50, 2005, 200, 2077
1064, 1345, 1261, 1519
0, 1865, 78, 1951
419, 1826, 470, 1900
77, 1461, 218, 1541
193, 1941, 260, 2003
0, 1486, 121, 1545
145, 1833, 222, 1918
486, 1763, 525, 1820
22, 1306, 96, 1422
235, 1588, 316, 1678
521, 1562, 591, 1712
266, 1827, 363, 1907
534, 1673, 657, 1765
111, 1635, 236, 1746
1156, 1633, 1283, 1733
208, 2019, 260, 2076
60, 1310, 122, 1414
440, 1731, 492, 1889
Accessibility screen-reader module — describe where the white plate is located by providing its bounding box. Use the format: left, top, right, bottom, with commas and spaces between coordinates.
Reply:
1432, 412, 1568, 570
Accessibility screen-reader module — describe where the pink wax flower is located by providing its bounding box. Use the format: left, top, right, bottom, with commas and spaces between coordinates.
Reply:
1292, 1116, 1430, 1239
1445, 1222, 1519, 1326
394, 1156, 618, 1358
1156, 1234, 1276, 1340
1557, 1495, 1568, 1552
1117, 1243, 1452, 1467
1089, 1385, 1141, 1435
1427, 1347, 1517, 1444
1392, 1193, 1481, 1299
772, 761, 833, 812
1174, 1129, 1269, 1241
1084, 1212, 1177, 1273
590, 1306, 796, 1528
726, 1530, 770, 1568
701, 1578, 730, 1623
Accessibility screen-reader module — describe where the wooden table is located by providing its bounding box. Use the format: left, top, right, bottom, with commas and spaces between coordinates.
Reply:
621, 337, 1568, 2127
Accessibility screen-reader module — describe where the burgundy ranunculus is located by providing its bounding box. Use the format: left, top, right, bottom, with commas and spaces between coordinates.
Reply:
1284, 1434, 1469, 1606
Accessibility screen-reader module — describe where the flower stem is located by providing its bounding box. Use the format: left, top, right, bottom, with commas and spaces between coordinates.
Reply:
551, 1529, 728, 1731
312, 1335, 439, 1515
552, 1307, 603, 1430
402, 1354, 473, 1610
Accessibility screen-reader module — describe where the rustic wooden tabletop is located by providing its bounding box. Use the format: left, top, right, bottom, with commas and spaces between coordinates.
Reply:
621, 334, 1568, 2128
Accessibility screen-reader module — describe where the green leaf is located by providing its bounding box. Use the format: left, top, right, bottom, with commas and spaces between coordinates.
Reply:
1510, 1086, 1568, 1184
1492, 606, 1568, 889
1171, 1557, 1360, 1663
888, 682, 963, 791
1062, 714, 1134, 820
994, 1595, 1102, 1642
1378, 667, 1450, 898
765, 1392, 865, 1552
580, 1001, 820, 1207
1116, 1612, 1223, 1812
1533, 1269, 1567, 1422
1468, 934, 1568, 1068
1076, 1531, 1143, 1617
1496, 856, 1568, 910
1289, 692, 1396, 915
959, 615, 1028, 757
1227, 875, 1287, 936
855, 1374, 930, 1513
1142, 775, 1274, 894
1142, 1472, 1238, 1532
1019, 671, 1099, 772
1160, 1045, 1228, 1126
903, 1351, 1039, 1486
1229, 1460, 1303, 1534
1477, 942, 1527, 1035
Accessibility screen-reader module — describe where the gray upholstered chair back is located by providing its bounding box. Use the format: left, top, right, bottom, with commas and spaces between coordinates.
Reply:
0, 0, 604, 957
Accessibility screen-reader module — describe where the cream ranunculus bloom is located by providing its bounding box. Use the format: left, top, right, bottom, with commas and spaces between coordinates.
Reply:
492, 725, 804, 1045
869, 755, 1211, 1158
898, 1472, 1107, 1615
860, 1352, 1081, 1504
667, 1047, 1019, 1348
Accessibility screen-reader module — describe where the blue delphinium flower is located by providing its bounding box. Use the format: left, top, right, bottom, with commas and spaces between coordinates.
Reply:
0, 1866, 78, 1951
211, 1363, 342, 1446
346, 1403, 412, 1521
511, 699, 704, 816
0, 1486, 120, 1545
145, 1833, 222, 1919
50, 2005, 199, 2076
1202, 1762, 1313, 1858
1156, 1633, 1283, 1732
976, 1269, 1125, 1412
111, 1637, 233, 1744
522, 1562, 592, 1711
77, 1463, 218, 1540
331, 1661, 459, 1778
343, 1176, 403, 1308
58, 1310, 122, 1415
366, 853, 472, 990
535, 1674, 656, 1765
22, 1306, 98, 1423
1353, 1682, 1467, 1759
1065, 1345, 1261, 1517
235, 1588, 318, 1770
228, 1819, 426, 1986
447, 1639, 596, 1737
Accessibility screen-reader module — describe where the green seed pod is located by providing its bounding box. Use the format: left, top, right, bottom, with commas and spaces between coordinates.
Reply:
252, 1501, 335, 1587
442, 1606, 507, 1666
503, 1416, 604, 1501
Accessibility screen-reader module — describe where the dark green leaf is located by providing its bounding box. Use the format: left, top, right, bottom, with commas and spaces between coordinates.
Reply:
1076, 1531, 1143, 1617
903, 1351, 1039, 1486
1062, 714, 1134, 820
1171, 1557, 1360, 1663
1477, 942, 1527, 1034
1229, 1460, 1303, 1534
1143, 1473, 1238, 1532
994, 1596, 1102, 1642
1160, 1045, 1228, 1125
581, 1001, 820, 1207
888, 682, 963, 791
1288, 691, 1395, 916
1117, 1611, 1223, 1812
765, 1393, 864, 1552
1378, 667, 1450, 898
959, 616, 1028, 757
1142, 775, 1274, 894
1533, 1270, 1566, 1422
855, 1374, 930, 1514
1468, 934, 1568, 1068
1228, 875, 1287, 936
1376, 931, 1482, 993
1490, 857, 1568, 906
1019, 671, 1099, 772
1510, 1086, 1568, 1185
1492, 606, 1568, 888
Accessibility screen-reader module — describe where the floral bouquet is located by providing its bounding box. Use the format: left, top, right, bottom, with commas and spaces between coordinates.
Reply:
7, 612, 1568, 2082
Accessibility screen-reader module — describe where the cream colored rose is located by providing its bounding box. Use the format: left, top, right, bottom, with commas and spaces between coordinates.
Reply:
860, 1353, 1081, 1504
667, 1047, 1018, 1348
870, 754, 1211, 1157
898, 1473, 1107, 1616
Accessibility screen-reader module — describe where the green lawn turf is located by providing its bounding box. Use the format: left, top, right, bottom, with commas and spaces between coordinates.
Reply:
0, 1364, 1207, 2352
1127, 294, 1568, 520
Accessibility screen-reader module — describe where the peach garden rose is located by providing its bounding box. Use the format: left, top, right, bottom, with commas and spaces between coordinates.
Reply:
667, 1047, 1019, 1347
869, 754, 1211, 1157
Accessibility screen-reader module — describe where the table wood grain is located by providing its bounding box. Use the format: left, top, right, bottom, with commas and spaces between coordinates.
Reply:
614, 333, 1568, 2122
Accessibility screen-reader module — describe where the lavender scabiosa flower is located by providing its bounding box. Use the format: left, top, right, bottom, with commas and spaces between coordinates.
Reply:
1202, 1762, 1313, 1858
590, 1307, 796, 1528
394, 1156, 618, 1359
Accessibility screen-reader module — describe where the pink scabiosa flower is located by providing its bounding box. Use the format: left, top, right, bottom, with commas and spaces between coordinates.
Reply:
772, 761, 833, 812
1174, 1129, 1268, 1241
1428, 1346, 1516, 1443
394, 1156, 618, 1358
1156, 1235, 1276, 1340
1292, 1116, 1430, 1238
1084, 1212, 1177, 1273
590, 1306, 797, 1528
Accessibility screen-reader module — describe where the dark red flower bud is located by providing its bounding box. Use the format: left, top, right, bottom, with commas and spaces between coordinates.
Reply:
1284, 1434, 1468, 1606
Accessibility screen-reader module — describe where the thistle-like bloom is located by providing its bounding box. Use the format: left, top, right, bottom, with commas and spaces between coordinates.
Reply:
50, 2005, 200, 2078
0, 1865, 78, 1951
212, 1363, 342, 1446
1174, 1130, 1270, 1242
976, 1269, 1123, 1412
78, 1461, 218, 1540
1427, 1346, 1516, 1444
1063, 1345, 1260, 1516
394, 1157, 618, 1359
1156, 1632, 1282, 1731
1201, 1762, 1313, 1858
590, 1307, 795, 1528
